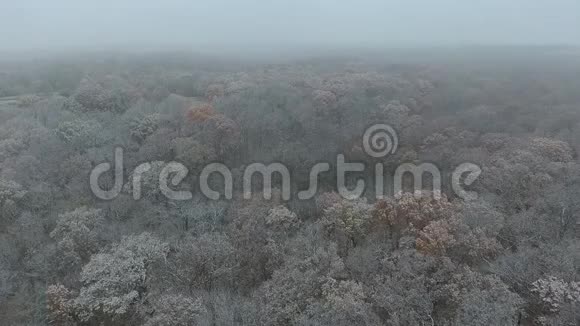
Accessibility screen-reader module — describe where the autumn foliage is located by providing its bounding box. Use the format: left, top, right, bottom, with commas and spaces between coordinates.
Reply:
186, 103, 218, 122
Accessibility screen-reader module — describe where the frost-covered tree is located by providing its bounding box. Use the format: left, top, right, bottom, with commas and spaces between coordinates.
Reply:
372, 193, 456, 249
62, 233, 169, 323
529, 137, 574, 163
170, 233, 238, 290
257, 240, 345, 326
72, 77, 138, 113
47, 207, 108, 281
50, 207, 107, 265
320, 197, 372, 253
452, 275, 523, 326
171, 137, 217, 170
531, 276, 580, 316
130, 113, 160, 144
0, 178, 26, 224
55, 119, 110, 151
144, 294, 206, 326
296, 279, 381, 326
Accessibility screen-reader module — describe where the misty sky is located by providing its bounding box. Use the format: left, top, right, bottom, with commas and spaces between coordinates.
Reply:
1, 0, 579, 52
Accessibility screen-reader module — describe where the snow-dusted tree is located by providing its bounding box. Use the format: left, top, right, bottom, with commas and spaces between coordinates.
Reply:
144, 293, 206, 326
365, 249, 441, 325
481, 132, 512, 152
124, 161, 172, 201
265, 205, 302, 235
61, 97, 87, 112
186, 103, 217, 123
529, 137, 574, 163
46, 284, 74, 325
205, 83, 225, 101
170, 233, 238, 290
0, 178, 27, 205
0, 263, 15, 308
73, 77, 138, 113
203, 114, 242, 156
379, 101, 423, 140
257, 240, 345, 326
226, 199, 297, 290
55, 119, 110, 151
372, 193, 456, 249
320, 197, 372, 253
312, 89, 338, 116
0, 178, 26, 225
198, 290, 260, 325
130, 113, 160, 144
296, 279, 381, 326
416, 218, 459, 256
171, 137, 217, 170
49, 207, 107, 274
0, 136, 27, 161
134, 127, 177, 162
73, 79, 109, 111
55, 152, 92, 190
71, 233, 169, 323
452, 274, 523, 326
491, 242, 579, 297
315, 191, 343, 215
531, 276, 580, 314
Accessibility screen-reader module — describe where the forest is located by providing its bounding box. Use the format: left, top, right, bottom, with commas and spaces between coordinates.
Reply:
0, 47, 579, 325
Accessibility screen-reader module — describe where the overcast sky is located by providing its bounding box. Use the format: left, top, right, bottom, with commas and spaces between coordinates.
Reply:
0, 0, 579, 52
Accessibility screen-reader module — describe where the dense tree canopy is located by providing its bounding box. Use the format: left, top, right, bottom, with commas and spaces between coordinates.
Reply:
0, 49, 579, 325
